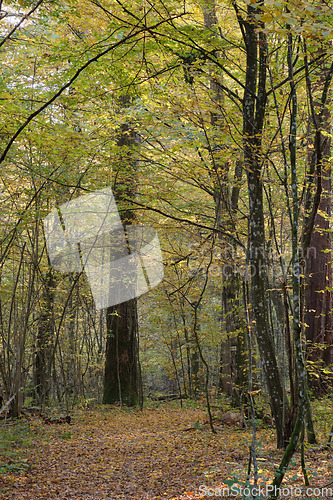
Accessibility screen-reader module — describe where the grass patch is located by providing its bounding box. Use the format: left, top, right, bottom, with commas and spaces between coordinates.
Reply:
0, 420, 34, 475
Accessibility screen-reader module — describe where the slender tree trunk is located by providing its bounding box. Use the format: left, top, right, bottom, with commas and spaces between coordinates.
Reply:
203, 1, 246, 400
35, 266, 55, 407
66, 278, 77, 404
238, 1, 289, 448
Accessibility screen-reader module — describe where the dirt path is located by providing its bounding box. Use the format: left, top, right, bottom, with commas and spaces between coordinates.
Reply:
0, 407, 331, 499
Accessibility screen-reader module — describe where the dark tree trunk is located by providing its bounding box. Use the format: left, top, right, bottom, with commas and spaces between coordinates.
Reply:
102, 119, 140, 407
103, 300, 139, 406
305, 171, 332, 378
35, 268, 55, 407
238, 2, 289, 448
303, 52, 333, 394
219, 271, 247, 403
304, 112, 333, 393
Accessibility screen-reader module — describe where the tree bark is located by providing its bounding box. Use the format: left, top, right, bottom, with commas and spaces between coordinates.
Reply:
238, 1, 289, 448
103, 300, 139, 406
203, 0, 246, 401
102, 120, 140, 406
35, 267, 55, 407
304, 56, 333, 392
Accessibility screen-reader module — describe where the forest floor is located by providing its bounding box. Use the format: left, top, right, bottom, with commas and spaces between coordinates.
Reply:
0, 400, 332, 500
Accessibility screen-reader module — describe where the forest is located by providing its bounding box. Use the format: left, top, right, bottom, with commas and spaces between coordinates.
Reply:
0, 0, 332, 498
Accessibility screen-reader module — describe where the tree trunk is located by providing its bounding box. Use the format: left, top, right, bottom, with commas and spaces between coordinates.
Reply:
35, 267, 55, 407
103, 300, 139, 406
304, 64, 333, 393
102, 118, 140, 406
202, 0, 246, 401
239, 2, 289, 448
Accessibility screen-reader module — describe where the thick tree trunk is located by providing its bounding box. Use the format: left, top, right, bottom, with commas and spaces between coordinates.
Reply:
219, 271, 246, 402
301, 40, 333, 393
103, 300, 139, 406
102, 119, 140, 406
305, 111, 333, 393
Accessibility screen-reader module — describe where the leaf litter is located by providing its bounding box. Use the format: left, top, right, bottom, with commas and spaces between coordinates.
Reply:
0, 404, 332, 499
